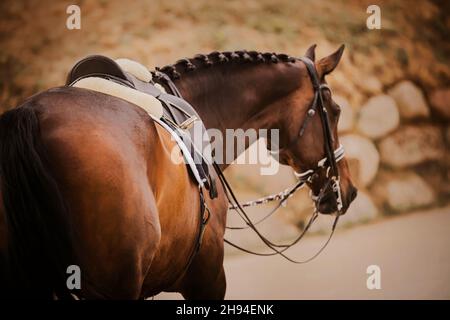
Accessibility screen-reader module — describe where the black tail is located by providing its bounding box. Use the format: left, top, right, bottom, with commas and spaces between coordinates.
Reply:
0, 105, 75, 299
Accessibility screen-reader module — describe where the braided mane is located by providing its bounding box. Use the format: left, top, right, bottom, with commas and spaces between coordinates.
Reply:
153, 50, 296, 81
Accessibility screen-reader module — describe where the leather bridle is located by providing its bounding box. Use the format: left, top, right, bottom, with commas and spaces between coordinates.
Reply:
268, 56, 345, 213
292, 56, 345, 213
155, 55, 347, 264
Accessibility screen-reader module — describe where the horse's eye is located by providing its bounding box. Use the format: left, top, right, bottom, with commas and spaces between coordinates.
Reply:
322, 88, 332, 99
323, 89, 340, 116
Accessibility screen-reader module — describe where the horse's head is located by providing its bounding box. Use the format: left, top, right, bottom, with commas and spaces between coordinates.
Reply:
275, 44, 357, 215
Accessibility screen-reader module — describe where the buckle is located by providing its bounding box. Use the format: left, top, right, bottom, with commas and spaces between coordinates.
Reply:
331, 176, 343, 212
179, 116, 198, 130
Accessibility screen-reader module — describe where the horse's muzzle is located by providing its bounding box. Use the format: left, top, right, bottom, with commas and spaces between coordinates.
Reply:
317, 191, 338, 214
316, 184, 357, 215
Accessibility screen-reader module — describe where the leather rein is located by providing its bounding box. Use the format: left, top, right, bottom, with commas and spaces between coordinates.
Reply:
154, 56, 346, 264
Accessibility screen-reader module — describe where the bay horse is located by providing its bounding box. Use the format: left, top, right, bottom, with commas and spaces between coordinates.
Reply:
0, 44, 357, 299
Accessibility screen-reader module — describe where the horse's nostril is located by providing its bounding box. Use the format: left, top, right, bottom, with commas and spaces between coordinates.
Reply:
317, 191, 337, 214
350, 187, 358, 202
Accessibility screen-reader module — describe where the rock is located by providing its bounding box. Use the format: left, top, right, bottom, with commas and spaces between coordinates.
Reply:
328, 71, 356, 100
308, 190, 378, 233
334, 95, 354, 133
414, 162, 450, 197
339, 190, 378, 225
379, 125, 445, 168
231, 139, 296, 192
225, 188, 300, 255
349, 91, 366, 112
306, 214, 335, 234
357, 95, 400, 139
429, 88, 450, 120
388, 80, 430, 119
280, 187, 315, 228
385, 173, 435, 211
340, 134, 380, 187
328, 71, 365, 111
357, 75, 383, 95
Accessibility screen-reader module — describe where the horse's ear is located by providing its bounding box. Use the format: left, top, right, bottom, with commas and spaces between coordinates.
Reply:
316, 44, 345, 77
304, 44, 316, 61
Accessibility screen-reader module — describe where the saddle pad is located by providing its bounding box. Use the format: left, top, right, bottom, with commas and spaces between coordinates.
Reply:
71, 76, 206, 187
72, 77, 164, 119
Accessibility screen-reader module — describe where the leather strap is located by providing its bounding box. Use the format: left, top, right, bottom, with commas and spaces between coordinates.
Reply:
298, 57, 339, 178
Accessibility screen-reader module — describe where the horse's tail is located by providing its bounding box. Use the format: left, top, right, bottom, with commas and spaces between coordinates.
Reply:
0, 104, 75, 299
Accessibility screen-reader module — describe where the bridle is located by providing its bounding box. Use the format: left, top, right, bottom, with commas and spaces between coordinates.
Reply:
266, 56, 345, 213
219, 56, 346, 263
155, 55, 346, 264
292, 56, 345, 213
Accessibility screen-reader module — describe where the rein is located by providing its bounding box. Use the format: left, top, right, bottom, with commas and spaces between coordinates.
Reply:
215, 162, 339, 264
154, 55, 345, 264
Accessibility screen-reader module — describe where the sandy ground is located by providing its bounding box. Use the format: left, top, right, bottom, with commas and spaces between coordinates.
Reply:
157, 206, 450, 300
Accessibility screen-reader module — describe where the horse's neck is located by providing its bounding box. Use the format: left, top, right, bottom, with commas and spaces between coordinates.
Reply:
173, 62, 302, 168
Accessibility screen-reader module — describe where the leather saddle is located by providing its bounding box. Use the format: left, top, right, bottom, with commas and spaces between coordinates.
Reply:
66, 55, 198, 126
66, 55, 217, 198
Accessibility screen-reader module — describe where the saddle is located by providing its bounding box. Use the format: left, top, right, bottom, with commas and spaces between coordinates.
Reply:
66, 55, 217, 198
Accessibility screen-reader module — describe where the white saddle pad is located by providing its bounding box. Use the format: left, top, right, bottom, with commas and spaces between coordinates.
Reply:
72, 77, 164, 119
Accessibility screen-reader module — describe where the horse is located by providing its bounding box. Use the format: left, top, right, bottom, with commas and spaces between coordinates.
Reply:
0, 44, 357, 299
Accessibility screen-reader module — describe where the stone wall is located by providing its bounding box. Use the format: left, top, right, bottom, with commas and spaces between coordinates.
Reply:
305, 79, 449, 230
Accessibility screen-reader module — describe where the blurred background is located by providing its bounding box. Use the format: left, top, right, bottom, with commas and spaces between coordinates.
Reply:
1, 0, 449, 299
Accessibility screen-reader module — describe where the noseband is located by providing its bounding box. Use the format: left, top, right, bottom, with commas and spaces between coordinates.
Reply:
293, 57, 345, 213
